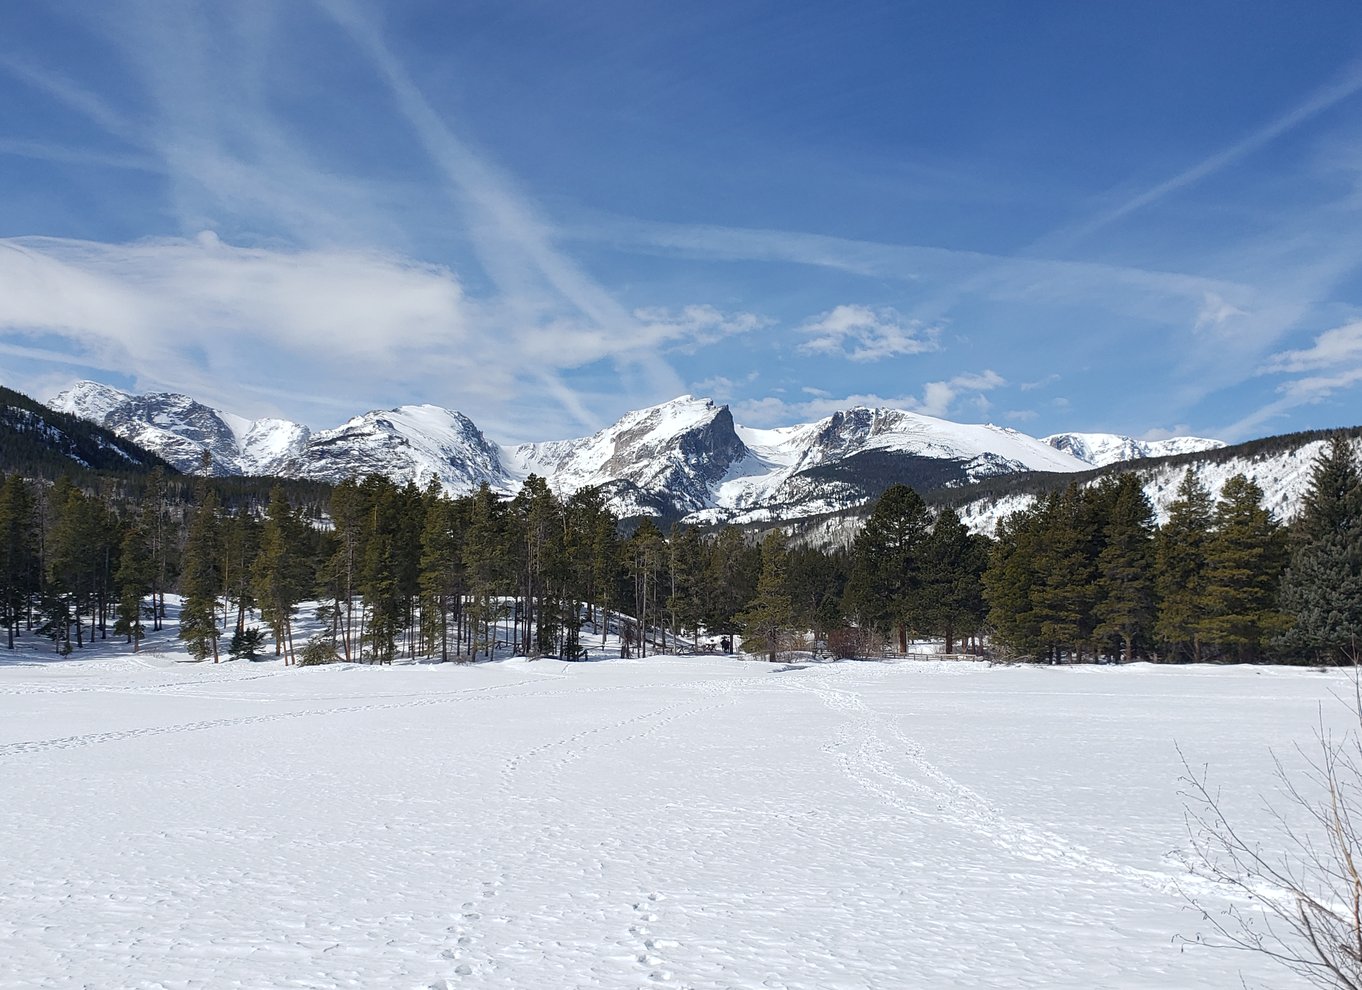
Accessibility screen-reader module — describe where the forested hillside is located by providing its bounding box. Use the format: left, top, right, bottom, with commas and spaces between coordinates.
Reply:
1, 433, 1356, 667
0, 385, 176, 479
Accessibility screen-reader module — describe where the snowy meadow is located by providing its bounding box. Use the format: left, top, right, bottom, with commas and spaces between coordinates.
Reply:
1, 634, 1350, 990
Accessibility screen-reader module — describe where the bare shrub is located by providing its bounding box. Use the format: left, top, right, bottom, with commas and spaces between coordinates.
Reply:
828, 626, 876, 660
1180, 678, 1362, 989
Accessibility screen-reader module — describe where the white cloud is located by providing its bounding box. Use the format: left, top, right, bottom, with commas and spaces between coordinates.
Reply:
634, 305, 768, 353
730, 370, 1005, 427
0, 234, 483, 413
911, 370, 1005, 418
1261, 319, 1362, 373
1219, 319, 1362, 438
1018, 373, 1059, 392
1194, 291, 1249, 333
797, 305, 940, 362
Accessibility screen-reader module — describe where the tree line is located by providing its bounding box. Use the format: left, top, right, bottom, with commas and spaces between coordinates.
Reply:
982, 436, 1362, 664
0, 435, 1356, 665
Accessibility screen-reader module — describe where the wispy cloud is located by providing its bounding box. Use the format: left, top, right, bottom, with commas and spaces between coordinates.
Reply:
1262, 319, 1362, 373
797, 305, 940, 362
1065, 62, 1362, 241
0, 234, 488, 417
1221, 319, 1362, 437
730, 370, 1005, 426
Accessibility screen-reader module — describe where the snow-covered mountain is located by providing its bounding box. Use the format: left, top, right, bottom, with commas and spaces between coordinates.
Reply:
50, 383, 1098, 517
284, 404, 508, 492
511, 396, 749, 517
49, 379, 1339, 533
50, 382, 310, 477
1043, 432, 1226, 467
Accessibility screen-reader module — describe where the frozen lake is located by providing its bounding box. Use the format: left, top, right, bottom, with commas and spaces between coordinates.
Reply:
1, 643, 1350, 989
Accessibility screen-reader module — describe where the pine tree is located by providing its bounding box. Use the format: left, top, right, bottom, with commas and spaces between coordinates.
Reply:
1093, 474, 1156, 662
463, 483, 506, 659
1155, 469, 1214, 662
178, 488, 223, 662
623, 520, 666, 657
701, 526, 759, 640
983, 501, 1046, 658
419, 484, 465, 662
922, 507, 989, 655
738, 530, 798, 661
784, 543, 848, 648
1029, 484, 1099, 662
1200, 474, 1289, 662
1278, 436, 1362, 663
844, 483, 931, 652
252, 487, 312, 664
0, 475, 37, 650
113, 524, 152, 651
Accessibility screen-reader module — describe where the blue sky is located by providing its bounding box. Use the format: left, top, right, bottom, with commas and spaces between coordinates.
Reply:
3, 1, 1362, 444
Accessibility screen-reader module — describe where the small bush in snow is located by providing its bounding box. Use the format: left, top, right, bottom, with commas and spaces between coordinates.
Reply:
297, 637, 339, 667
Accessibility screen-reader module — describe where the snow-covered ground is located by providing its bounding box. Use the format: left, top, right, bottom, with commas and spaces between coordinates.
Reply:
1, 630, 1350, 988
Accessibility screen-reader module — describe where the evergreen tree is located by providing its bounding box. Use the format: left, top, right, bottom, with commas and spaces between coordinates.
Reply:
0, 475, 37, 649
1278, 436, 1362, 663
623, 520, 666, 657
1093, 473, 1156, 662
700, 526, 759, 639
419, 484, 465, 662
1029, 484, 1098, 662
738, 530, 798, 661
844, 483, 931, 652
222, 508, 261, 639
463, 483, 506, 659
784, 543, 848, 648
45, 479, 117, 651
113, 524, 152, 651
921, 507, 988, 654
1154, 469, 1214, 662
178, 489, 223, 662
1200, 474, 1289, 662
983, 501, 1047, 657
252, 487, 312, 664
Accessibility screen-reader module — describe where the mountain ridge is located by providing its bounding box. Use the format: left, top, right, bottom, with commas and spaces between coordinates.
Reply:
49, 379, 1256, 526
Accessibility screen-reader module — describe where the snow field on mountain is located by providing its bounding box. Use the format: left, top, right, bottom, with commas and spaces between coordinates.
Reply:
2, 633, 1347, 989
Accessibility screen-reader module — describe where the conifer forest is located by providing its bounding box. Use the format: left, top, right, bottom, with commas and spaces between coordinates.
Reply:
3, 434, 1358, 668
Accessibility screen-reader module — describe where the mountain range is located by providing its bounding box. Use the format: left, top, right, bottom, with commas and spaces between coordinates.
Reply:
48, 380, 1236, 527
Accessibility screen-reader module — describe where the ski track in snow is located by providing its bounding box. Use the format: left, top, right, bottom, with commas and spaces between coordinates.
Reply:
784, 665, 1194, 897
0, 677, 541, 760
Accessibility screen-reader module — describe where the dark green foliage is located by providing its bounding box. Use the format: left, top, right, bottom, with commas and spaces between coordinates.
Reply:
178, 488, 223, 662
700, 526, 760, 637
0, 386, 173, 480
1278, 437, 1362, 664
844, 484, 931, 651
1028, 486, 1099, 660
784, 543, 849, 643
1154, 469, 1215, 662
921, 507, 989, 654
983, 501, 1046, 657
1198, 474, 1289, 662
1093, 474, 1156, 662
0, 474, 38, 649
297, 635, 339, 666
253, 487, 313, 664
113, 524, 152, 651
738, 531, 799, 661
228, 626, 267, 661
